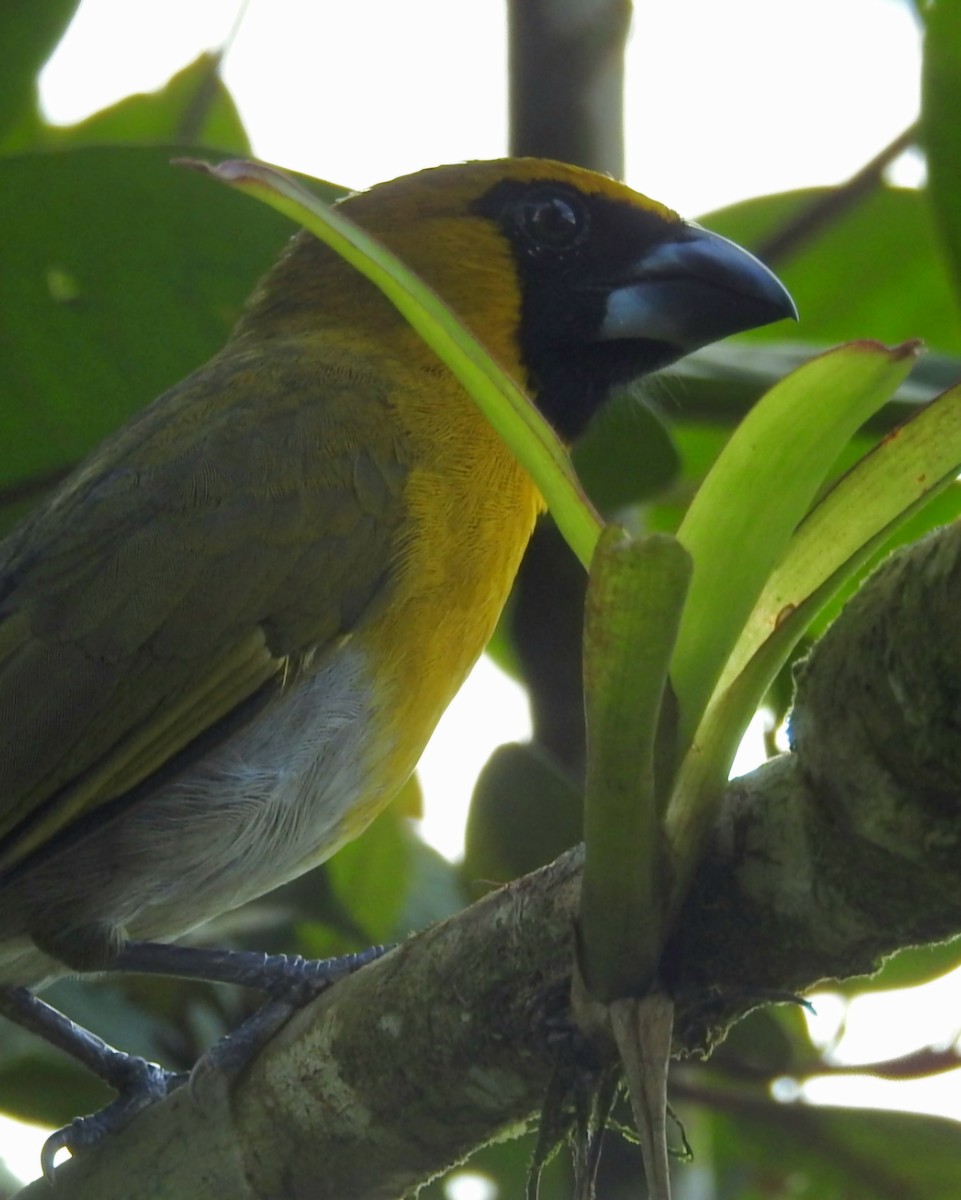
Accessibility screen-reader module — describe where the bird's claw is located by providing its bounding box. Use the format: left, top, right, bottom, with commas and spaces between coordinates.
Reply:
41, 1059, 187, 1179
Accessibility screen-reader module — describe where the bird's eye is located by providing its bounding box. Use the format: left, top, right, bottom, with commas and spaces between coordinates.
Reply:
518, 191, 588, 250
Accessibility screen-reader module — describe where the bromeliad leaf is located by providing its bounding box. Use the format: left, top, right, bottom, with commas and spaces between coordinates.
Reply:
579, 529, 691, 1001
671, 341, 919, 759
717, 376, 961, 696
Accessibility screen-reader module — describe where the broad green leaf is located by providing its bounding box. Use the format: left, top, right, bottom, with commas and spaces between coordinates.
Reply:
0, 0, 80, 148
0, 146, 343, 523
668, 434, 959, 923
323, 798, 412, 945
672, 341, 918, 757
37, 54, 249, 154
580, 529, 691, 1000
690, 383, 961, 805
706, 187, 961, 355
464, 742, 583, 886
0, 1055, 107, 1128
392, 832, 469, 936
922, 0, 961, 304
800, 482, 961, 646
199, 157, 604, 568
708, 1103, 961, 1200
573, 393, 680, 513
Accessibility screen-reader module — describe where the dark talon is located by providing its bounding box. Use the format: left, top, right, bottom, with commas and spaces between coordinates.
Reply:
41, 1059, 187, 1178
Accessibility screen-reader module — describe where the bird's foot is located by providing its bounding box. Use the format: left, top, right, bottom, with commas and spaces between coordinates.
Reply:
5, 944, 390, 1175
113, 939, 391, 999
248, 943, 391, 1002
190, 944, 392, 1086
0, 986, 187, 1177
41, 1057, 187, 1179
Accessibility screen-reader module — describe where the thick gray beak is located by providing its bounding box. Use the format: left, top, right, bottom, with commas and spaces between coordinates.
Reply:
598, 223, 798, 350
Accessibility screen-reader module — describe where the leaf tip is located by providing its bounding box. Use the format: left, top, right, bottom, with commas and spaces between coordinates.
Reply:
891, 338, 925, 362
173, 157, 270, 188
170, 156, 213, 175
835, 338, 925, 361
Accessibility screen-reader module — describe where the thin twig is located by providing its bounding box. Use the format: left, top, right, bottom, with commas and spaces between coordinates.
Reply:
757, 123, 919, 268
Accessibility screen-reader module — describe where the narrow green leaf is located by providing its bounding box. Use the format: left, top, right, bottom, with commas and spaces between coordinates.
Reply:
190, 157, 603, 568
665, 380, 961, 917
717, 378, 961, 693
672, 341, 918, 755
579, 528, 691, 1000
680, 341, 961, 427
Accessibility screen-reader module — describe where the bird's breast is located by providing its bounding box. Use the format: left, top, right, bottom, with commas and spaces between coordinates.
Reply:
352, 366, 543, 823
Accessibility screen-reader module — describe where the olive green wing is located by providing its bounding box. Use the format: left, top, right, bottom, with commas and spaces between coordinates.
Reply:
0, 340, 408, 872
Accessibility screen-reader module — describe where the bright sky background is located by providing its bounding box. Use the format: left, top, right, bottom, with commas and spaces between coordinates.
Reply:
39, 0, 923, 216
6, 0, 956, 1189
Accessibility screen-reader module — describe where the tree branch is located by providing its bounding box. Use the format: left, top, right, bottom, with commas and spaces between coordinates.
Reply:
19, 520, 961, 1199
755, 123, 919, 268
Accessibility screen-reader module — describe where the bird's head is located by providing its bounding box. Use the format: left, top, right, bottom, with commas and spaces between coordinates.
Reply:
243, 158, 797, 441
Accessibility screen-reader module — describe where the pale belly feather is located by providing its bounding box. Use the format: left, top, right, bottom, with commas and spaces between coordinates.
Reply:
0, 639, 389, 985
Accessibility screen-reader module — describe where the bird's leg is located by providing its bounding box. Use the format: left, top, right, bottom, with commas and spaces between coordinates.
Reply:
111, 939, 389, 1000
108, 940, 391, 1072
0, 985, 186, 1179
3, 943, 387, 1174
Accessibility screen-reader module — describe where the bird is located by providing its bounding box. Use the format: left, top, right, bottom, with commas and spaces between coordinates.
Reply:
0, 157, 795, 1160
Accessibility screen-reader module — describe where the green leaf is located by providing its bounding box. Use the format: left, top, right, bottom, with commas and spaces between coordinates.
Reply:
0, 0, 80, 149
674, 341, 961, 429
663, 344, 917, 918
38, 54, 249, 153
922, 0, 961, 305
672, 341, 918, 758
573, 391, 680, 513
707, 1104, 961, 1200
835, 935, 961, 995
718, 377, 961, 695
706, 187, 961, 355
392, 831, 470, 936
463, 742, 583, 886
0, 146, 344, 528
579, 529, 691, 1000
194, 157, 604, 569
679, 381, 961, 849
324, 801, 413, 945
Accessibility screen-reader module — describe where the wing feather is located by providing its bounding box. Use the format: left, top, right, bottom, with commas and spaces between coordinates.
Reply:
0, 339, 408, 871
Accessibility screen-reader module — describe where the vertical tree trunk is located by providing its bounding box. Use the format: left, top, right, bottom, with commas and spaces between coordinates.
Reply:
505, 0, 633, 780
508, 0, 631, 176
